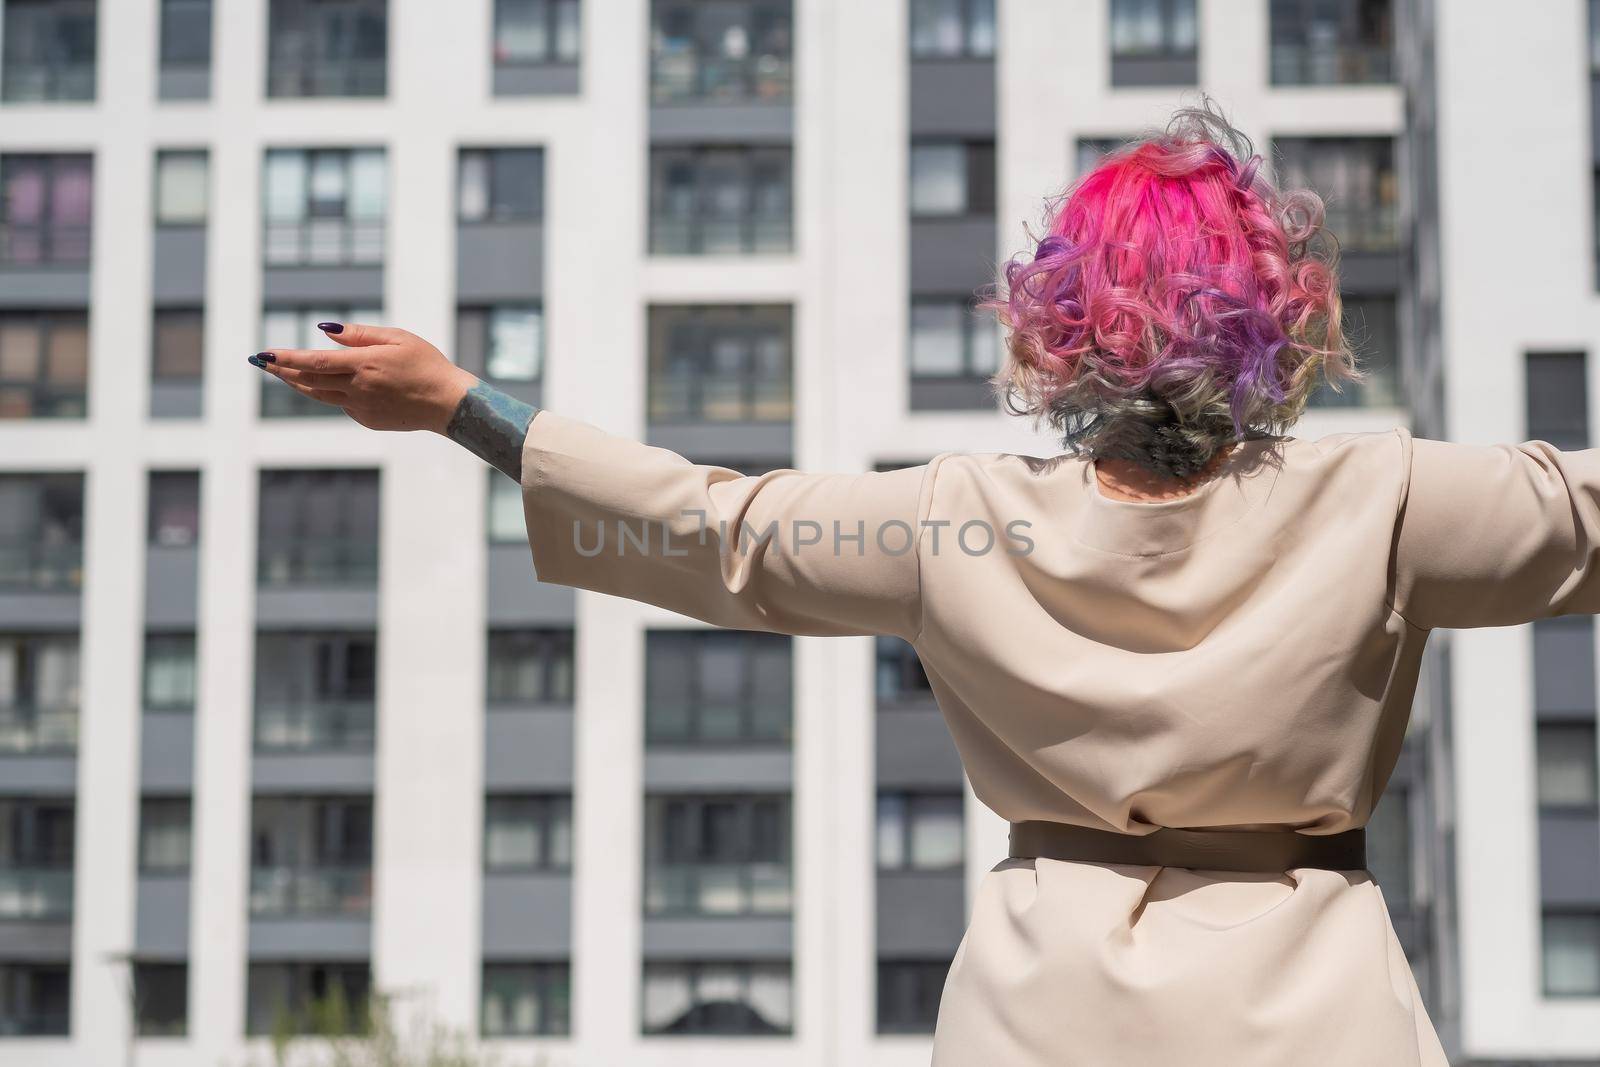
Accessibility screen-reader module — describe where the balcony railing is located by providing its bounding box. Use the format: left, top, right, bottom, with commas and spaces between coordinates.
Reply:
263, 219, 385, 267
0, 223, 92, 266
1270, 44, 1393, 86
0, 543, 83, 592
0, 869, 73, 920
249, 866, 371, 916
254, 702, 375, 752
266, 60, 386, 99
1323, 203, 1399, 252
0, 707, 78, 754
257, 540, 379, 586
644, 862, 791, 916
648, 376, 792, 423
650, 212, 792, 256
651, 53, 793, 103
0, 63, 94, 103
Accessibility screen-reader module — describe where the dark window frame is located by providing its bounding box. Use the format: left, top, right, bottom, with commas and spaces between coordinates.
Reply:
1541, 908, 1600, 998
643, 793, 792, 918
908, 0, 996, 60
245, 960, 371, 1036
158, 0, 212, 75
142, 631, 198, 714
0, 472, 84, 590
908, 138, 996, 219
0, 0, 97, 103
456, 303, 545, 386
0, 961, 71, 1036
908, 294, 998, 381
248, 795, 374, 918
875, 636, 933, 706
252, 630, 378, 752
133, 961, 188, 1037
457, 147, 545, 223
261, 147, 387, 267
137, 795, 193, 874
492, 0, 581, 69
646, 303, 794, 424
1269, 0, 1394, 87
1527, 351, 1591, 449
876, 957, 952, 1034
649, 0, 794, 104
480, 960, 571, 1037
641, 959, 792, 1036
486, 628, 575, 705
265, 0, 388, 99
644, 630, 793, 747
256, 468, 380, 587
0, 309, 91, 419
0, 154, 93, 265
1108, 0, 1198, 60
1271, 135, 1399, 253
876, 789, 964, 872
483, 793, 573, 873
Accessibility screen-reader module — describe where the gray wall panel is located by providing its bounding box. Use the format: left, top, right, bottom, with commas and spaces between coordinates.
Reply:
486, 546, 577, 626
494, 65, 580, 96
484, 708, 575, 790
909, 216, 997, 293
481, 872, 572, 958
134, 874, 191, 959
876, 870, 966, 957
141, 713, 195, 792
0, 270, 91, 308
150, 381, 203, 419
641, 916, 791, 960
649, 104, 794, 144
248, 917, 371, 960
145, 545, 200, 628
159, 68, 210, 100
255, 588, 380, 629
645, 422, 793, 466
456, 223, 544, 303
262, 267, 384, 305
643, 749, 792, 792
1539, 813, 1600, 906
876, 708, 964, 788
0, 757, 76, 796
0, 592, 80, 630
909, 60, 996, 137
152, 227, 207, 305
0, 920, 72, 959
252, 753, 375, 793
909, 377, 994, 412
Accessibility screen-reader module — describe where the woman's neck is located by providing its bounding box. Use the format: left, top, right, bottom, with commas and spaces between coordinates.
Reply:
1093, 443, 1238, 503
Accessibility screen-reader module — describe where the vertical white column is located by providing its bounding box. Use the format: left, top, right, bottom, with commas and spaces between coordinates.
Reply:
188, 0, 267, 1055
367, 0, 485, 1035
561, 1, 649, 1060
71, 0, 157, 1057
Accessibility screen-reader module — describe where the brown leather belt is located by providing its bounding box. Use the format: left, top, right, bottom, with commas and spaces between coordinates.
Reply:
1008, 821, 1367, 873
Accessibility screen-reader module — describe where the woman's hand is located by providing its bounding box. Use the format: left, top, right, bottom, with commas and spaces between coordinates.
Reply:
251, 321, 478, 434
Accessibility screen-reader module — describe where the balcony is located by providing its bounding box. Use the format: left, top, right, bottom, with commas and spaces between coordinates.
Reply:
0, 707, 77, 755
254, 702, 375, 753
652, 53, 792, 106
266, 59, 385, 99
0, 223, 90, 267
1270, 44, 1393, 86
0, 868, 72, 921
249, 866, 371, 918
645, 862, 791, 917
257, 540, 379, 589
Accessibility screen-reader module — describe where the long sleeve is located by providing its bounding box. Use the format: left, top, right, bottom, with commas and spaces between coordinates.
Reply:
1391, 426, 1600, 629
517, 411, 940, 639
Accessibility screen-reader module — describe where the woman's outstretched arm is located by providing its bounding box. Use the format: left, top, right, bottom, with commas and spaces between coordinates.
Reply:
254, 322, 940, 640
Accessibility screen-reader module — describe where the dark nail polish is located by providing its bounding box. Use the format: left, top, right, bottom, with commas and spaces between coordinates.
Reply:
247, 355, 266, 368
317, 321, 344, 335
254, 351, 277, 363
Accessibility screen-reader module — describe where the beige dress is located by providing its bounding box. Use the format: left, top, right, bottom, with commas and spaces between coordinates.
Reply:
518, 410, 1600, 1066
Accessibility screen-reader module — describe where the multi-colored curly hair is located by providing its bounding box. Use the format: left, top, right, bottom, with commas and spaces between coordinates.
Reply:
985, 100, 1362, 479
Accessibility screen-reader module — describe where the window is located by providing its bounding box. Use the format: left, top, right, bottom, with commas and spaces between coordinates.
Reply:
263, 149, 386, 266
0, 310, 90, 418
642, 960, 791, 1035
647, 304, 792, 423
487, 472, 527, 544
0, 963, 70, 1036
644, 794, 791, 916
159, 0, 212, 83
246, 961, 370, 1035
486, 629, 574, 704
876, 637, 933, 705
1534, 616, 1597, 718
876, 791, 963, 870
1306, 296, 1399, 409
1527, 352, 1590, 449
1109, 0, 1197, 86
0, 154, 92, 264
0, 473, 83, 590
266, 0, 387, 98
155, 151, 208, 225
650, 0, 793, 103
877, 958, 951, 1034
909, 0, 995, 59
458, 148, 544, 222
1270, 0, 1392, 86
909, 141, 995, 217
649, 145, 793, 255
1, 0, 96, 102
148, 470, 200, 547
1075, 136, 1126, 178
1538, 723, 1599, 812
484, 794, 572, 871
257, 469, 380, 586
0, 635, 79, 753
138, 797, 191, 873
1543, 911, 1600, 997
260, 306, 381, 417
482, 962, 570, 1037
253, 632, 377, 751
458, 306, 543, 384
1365, 786, 1411, 909
1272, 137, 1398, 252
494, 0, 581, 68
646, 631, 791, 745
152, 309, 204, 386
0, 799, 75, 923
910, 297, 999, 379
249, 796, 373, 917
143, 633, 197, 713
133, 962, 187, 1037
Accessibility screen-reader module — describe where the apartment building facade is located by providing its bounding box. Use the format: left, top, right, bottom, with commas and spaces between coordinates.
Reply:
0, 0, 1573, 1065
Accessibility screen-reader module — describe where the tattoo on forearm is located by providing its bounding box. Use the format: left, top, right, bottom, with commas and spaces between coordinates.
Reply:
445, 382, 540, 482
